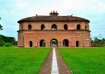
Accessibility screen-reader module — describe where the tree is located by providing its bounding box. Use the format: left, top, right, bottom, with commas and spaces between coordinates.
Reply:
0, 39, 5, 46
0, 24, 3, 30
0, 35, 17, 47
91, 37, 105, 47
0, 17, 3, 30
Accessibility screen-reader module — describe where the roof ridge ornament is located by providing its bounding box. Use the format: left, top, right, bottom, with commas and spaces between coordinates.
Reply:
36, 14, 38, 16
50, 11, 59, 16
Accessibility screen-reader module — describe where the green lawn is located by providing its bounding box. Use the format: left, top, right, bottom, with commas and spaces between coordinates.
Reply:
0, 47, 50, 74
58, 48, 105, 74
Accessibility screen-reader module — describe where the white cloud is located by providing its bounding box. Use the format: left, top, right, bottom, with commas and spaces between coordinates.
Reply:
16, 0, 105, 15
15, 0, 28, 9
50, 0, 105, 13
1, 0, 105, 38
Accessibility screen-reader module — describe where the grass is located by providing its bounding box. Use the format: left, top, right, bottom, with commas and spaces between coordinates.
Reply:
58, 47, 105, 74
0, 47, 50, 74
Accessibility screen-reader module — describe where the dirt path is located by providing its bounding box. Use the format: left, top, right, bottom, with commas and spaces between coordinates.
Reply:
39, 50, 52, 74
39, 47, 72, 74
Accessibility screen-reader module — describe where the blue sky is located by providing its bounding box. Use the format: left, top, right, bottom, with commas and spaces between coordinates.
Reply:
0, 0, 105, 40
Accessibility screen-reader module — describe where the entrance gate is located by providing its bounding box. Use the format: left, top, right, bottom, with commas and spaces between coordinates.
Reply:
50, 39, 58, 47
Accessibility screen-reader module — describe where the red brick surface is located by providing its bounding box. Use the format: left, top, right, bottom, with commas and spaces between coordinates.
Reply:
18, 21, 91, 48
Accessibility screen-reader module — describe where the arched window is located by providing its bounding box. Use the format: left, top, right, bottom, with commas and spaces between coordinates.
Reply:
41, 24, 45, 30
63, 39, 69, 47
29, 41, 33, 47
85, 25, 88, 30
40, 40, 46, 47
64, 24, 68, 30
51, 24, 57, 31
28, 24, 32, 30
77, 24, 80, 30
76, 41, 79, 47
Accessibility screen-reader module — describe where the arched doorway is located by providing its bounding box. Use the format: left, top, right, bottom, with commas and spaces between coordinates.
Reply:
76, 41, 79, 47
63, 39, 69, 47
29, 41, 33, 47
50, 39, 58, 47
40, 40, 46, 47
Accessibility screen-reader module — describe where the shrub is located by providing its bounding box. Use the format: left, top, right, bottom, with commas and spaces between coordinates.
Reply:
0, 39, 5, 46
4, 43, 13, 47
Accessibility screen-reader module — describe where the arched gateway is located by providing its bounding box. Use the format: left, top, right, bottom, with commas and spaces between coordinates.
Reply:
50, 39, 58, 47
18, 11, 91, 48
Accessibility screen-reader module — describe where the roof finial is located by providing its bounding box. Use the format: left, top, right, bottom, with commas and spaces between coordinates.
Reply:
49, 11, 59, 16
36, 14, 38, 16
70, 13, 73, 17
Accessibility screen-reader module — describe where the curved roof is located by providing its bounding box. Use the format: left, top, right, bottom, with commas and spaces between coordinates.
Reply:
18, 15, 90, 23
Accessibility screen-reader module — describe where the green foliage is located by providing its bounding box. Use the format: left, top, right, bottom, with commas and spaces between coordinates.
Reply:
0, 35, 16, 47
0, 47, 50, 74
59, 48, 105, 74
91, 37, 105, 47
0, 39, 5, 46
0, 24, 3, 30
4, 43, 13, 47
0, 17, 3, 30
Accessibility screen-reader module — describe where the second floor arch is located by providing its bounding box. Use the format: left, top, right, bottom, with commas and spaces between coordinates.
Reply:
77, 24, 81, 30
41, 24, 45, 30
28, 24, 32, 30
64, 24, 68, 30
51, 24, 57, 31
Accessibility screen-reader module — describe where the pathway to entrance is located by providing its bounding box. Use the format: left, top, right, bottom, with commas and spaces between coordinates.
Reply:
51, 47, 59, 74
40, 47, 72, 74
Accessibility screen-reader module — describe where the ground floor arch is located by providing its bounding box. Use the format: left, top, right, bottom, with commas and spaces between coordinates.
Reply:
40, 40, 46, 47
76, 41, 79, 47
63, 39, 69, 47
29, 41, 33, 47
26, 39, 84, 48
50, 39, 58, 47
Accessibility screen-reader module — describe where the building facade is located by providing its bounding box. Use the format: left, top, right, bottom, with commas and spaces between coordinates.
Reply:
17, 11, 91, 48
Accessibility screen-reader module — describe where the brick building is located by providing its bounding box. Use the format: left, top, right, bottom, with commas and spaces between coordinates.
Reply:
17, 11, 91, 48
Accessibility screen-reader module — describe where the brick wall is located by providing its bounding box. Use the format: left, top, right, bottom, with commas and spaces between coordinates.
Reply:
18, 21, 91, 48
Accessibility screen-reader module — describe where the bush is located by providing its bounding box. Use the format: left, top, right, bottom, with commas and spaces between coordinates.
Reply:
0, 34, 17, 47
0, 39, 5, 46
4, 43, 13, 47
91, 37, 105, 47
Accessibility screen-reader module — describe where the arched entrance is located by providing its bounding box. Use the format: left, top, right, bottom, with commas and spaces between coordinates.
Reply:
40, 40, 46, 47
76, 41, 79, 47
50, 39, 58, 47
29, 41, 33, 47
63, 39, 69, 47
